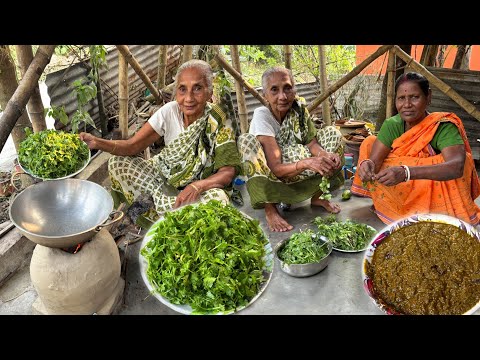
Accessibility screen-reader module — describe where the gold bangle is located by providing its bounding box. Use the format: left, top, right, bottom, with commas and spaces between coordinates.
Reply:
190, 183, 201, 193
111, 140, 118, 153
295, 161, 300, 171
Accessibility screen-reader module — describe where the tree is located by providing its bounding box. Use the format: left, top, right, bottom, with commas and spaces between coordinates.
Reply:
0, 45, 33, 151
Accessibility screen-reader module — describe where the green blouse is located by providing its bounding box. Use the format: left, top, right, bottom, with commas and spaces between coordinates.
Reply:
377, 114, 464, 153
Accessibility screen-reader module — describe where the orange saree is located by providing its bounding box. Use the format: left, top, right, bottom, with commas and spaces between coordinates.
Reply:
351, 112, 480, 226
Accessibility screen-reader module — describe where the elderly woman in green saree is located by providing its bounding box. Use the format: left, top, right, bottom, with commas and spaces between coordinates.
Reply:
238, 67, 344, 232
80, 59, 241, 228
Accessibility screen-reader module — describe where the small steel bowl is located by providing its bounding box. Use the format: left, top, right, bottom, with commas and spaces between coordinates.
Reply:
274, 235, 332, 278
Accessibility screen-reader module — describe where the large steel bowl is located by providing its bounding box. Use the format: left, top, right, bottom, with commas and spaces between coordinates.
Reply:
9, 179, 123, 248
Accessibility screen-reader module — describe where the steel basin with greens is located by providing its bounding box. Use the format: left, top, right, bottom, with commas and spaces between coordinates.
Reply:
9, 179, 123, 248
274, 233, 332, 278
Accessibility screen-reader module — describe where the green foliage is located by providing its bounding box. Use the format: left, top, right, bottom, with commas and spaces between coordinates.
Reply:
220, 45, 355, 88
318, 175, 332, 200
18, 129, 90, 179
88, 45, 108, 82
44, 45, 108, 133
140, 200, 268, 314
313, 214, 376, 251
278, 229, 329, 264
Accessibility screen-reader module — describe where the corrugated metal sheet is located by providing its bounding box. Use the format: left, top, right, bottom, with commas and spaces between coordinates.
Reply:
426, 66, 480, 159
45, 45, 182, 132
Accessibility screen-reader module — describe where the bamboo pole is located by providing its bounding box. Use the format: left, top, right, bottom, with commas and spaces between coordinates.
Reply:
0, 45, 56, 153
182, 45, 193, 63
307, 45, 393, 113
156, 45, 168, 89
15, 45, 47, 133
392, 45, 480, 122
115, 45, 161, 104
230, 45, 249, 134
385, 50, 396, 119
284, 45, 293, 70
118, 52, 129, 140
318, 45, 331, 126
213, 51, 268, 107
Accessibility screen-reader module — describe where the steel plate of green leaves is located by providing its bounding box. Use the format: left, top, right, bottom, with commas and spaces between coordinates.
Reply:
18, 129, 91, 180
139, 200, 273, 315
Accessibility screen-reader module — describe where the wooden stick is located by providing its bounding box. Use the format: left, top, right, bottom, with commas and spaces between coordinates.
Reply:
156, 45, 168, 89
307, 45, 393, 113
115, 45, 161, 104
182, 45, 193, 63
118, 52, 129, 140
318, 45, 331, 126
15, 45, 47, 133
0, 45, 56, 153
284, 45, 292, 70
230, 45, 249, 134
392, 45, 480, 121
386, 50, 396, 119
213, 51, 268, 107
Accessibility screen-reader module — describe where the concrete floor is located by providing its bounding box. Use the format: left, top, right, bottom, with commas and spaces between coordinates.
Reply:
1, 182, 480, 315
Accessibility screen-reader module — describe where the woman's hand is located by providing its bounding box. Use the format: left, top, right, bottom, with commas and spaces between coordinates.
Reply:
375, 166, 406, 186
79, 132, 97, 150
304, 155, 338, 177
358, 159, 376, 183
173, 183, 202, 209
325, 152, 341, 169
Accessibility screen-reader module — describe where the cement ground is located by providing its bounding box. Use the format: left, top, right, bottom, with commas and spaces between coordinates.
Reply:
2, 180, 480, 316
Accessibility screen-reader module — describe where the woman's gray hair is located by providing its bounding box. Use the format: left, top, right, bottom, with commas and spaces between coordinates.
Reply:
261, 66, 295, 93
174, 59, 214, 94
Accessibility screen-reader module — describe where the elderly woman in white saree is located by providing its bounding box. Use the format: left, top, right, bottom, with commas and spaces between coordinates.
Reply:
80, 59, 241, 228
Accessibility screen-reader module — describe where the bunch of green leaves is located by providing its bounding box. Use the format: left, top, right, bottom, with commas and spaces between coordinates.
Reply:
18, 128, 89, 179
278, 229, 329, 264
140, 200, 269, 315
362, 180, 377, 192
318, 176, 332, 200
44, 78, 97, 134
313, 214, 376, 251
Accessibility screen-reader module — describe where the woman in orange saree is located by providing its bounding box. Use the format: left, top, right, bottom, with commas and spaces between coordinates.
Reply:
352, 72, 480, 225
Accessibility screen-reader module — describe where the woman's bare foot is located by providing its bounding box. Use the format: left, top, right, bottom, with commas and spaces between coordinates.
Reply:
311, 197, 341, 214
264, 203, 294, 232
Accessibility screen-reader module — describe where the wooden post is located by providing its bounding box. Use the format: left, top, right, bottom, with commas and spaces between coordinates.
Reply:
307, 45, 393, 113
15, 45, 47, 133
386, 50, 396, 119
284, 45, 293, 70
156, 45, 168, 89
182, 45, 193, 63
318, 45, 331, 126
392, 45, 480, 122
230, 45, 249, 134
118, 51, 129, 140
115, 45, 161, 104
213, 51, 268, 107
0, 45, 56, 153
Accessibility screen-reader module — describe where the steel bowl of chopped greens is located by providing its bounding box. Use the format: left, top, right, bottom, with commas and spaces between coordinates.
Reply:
17, 129, 91, 181
274, 229, 332, 278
